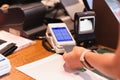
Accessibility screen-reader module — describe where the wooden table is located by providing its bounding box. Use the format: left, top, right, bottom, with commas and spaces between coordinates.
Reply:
0, 40, 53, 80
0, 40, 115, 80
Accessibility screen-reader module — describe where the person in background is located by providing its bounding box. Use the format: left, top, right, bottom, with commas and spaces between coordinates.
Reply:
0, 4, 9, 25
63, 8, 120, 80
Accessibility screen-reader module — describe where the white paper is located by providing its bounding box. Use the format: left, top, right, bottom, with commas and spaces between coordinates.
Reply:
0, 30, 35, 51
16, 54, 108, 80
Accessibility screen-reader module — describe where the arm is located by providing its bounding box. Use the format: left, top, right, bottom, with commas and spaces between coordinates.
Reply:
85, 24, 120, 79
84, 49, 120, 79
63, 46, 120, 79
63, 28, 120, 80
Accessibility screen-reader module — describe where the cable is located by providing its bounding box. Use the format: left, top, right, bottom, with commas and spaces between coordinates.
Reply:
36, 36, 55, 53
42, 38, 55, 53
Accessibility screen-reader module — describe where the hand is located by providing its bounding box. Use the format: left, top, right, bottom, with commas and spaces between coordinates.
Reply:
63, 46, 86, 70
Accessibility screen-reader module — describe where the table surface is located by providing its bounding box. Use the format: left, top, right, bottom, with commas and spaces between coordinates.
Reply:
0, 40, 115, 80
0, 40, 53, 80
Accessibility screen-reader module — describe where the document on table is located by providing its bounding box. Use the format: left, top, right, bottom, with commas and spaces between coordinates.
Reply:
16, 54, 108, 80
0, 30, 35, 51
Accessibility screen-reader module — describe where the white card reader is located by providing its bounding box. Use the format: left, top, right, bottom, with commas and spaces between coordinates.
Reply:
46, 23, 76, 53
0, 54, 11, 76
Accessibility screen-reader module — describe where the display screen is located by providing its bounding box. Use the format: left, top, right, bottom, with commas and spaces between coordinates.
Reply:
79, 18, 94, 34
83, 0, 93, 10
52, 27, 73, 42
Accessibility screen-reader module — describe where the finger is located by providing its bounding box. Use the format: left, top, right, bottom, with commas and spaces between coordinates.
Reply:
63, 63, 76, 73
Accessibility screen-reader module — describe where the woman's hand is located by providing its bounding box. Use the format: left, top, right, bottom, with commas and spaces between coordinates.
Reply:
63, 46, 86, 70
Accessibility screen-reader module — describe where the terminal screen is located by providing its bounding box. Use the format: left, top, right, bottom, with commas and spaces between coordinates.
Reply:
52, 27, 73, 42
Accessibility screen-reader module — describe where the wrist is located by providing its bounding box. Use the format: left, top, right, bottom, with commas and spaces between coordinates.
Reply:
80, 49, 95, 70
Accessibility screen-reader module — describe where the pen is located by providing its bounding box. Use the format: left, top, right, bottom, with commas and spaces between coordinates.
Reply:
79, 68, 87, 72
